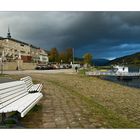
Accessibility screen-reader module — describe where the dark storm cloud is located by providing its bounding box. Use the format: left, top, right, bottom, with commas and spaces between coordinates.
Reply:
0, 12, 140, 59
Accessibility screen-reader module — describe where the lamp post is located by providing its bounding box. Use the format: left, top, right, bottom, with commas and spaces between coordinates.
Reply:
17, 51, 21, 70
0, 58, 3, 74
0, 50, 4, 74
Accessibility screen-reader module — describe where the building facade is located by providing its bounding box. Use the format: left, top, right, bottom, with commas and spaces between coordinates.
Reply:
0, 29, 49, 63
30, 46, 49, 63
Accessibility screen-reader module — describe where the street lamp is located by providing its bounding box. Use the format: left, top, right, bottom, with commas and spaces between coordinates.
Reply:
17, 51, 21, 70
0, 58, 3, 74
0, 50, 4, 74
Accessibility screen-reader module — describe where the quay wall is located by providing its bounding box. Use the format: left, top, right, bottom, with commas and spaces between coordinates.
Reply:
1, 61, 37, 70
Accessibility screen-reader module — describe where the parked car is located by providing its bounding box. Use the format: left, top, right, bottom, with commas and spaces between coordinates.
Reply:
35, 65, 42, 70
35, 63, 72, 70
60, 64, 72, 69
35, 64, 57, 70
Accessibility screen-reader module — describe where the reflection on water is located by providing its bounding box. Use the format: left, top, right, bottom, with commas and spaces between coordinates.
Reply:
102, 76, 140, 88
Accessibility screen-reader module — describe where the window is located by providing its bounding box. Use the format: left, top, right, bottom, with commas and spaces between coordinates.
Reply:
21, 51, 25, 53
20, 44, 24, 46
43, 57, 47, 60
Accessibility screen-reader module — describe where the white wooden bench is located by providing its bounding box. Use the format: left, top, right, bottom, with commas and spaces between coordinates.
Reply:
0, 81, 43, 122
20, 76, 43, 93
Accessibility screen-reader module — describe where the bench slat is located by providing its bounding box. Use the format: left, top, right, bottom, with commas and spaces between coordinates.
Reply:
0, 86, 26, 99
0, 81, 25, 90
0, 80, 43, 118
0, 92, 28, 109
18, 93, 42, 112
29, 84, 42, 92
0, 92, 42, 114
8, 93, 41, 111
20, 76, 43, 93
21, 77, 33, 90
0, 89, 27, 105
21, 93, 43, 117
0, 84, 26, 96
21, 76, 33, 83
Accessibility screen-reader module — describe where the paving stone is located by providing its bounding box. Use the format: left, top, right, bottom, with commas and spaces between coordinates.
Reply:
43, 122, 56, 128
69, 121, 82, 128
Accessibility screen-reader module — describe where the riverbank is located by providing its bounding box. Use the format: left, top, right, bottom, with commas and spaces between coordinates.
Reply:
102, 75, 140, 88
4, 72, 139, 128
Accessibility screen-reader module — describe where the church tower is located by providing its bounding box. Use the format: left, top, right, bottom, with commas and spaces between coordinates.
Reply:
7, 27, 11, 38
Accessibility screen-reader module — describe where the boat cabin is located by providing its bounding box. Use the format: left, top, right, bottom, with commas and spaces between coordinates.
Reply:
113, 65, 140, 73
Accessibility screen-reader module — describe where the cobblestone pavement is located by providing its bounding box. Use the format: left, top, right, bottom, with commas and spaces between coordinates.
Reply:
21, 77, 100, 128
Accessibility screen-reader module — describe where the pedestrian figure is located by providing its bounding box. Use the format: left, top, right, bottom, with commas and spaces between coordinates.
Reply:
75, 66, 78, 72
16, 66, 18, 70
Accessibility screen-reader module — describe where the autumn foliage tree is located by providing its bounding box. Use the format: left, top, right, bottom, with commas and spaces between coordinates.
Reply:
49, 48, 59, 62
48, 47, 73, 63
59, 52, 67, 63
66, 48, 73, 63
83, 53, 93, 66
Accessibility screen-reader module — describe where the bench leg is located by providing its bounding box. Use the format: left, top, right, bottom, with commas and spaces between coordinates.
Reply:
1, 113, 6, 124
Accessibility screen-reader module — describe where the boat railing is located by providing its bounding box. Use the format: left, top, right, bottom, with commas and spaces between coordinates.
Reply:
86, 71, 140, 76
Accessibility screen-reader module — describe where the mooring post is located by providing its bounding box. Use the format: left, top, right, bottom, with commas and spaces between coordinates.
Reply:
1, 113, 6, 124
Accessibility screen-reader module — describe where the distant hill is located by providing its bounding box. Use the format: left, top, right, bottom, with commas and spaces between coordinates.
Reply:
109, 52, 140, 65
93, 59, 110, 66
74, 57, 110, 66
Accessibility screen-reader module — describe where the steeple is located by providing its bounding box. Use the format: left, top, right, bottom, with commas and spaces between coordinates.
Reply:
7, 26, 11, 38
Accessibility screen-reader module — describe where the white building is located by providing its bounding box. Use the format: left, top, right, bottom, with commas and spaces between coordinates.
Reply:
0, 28, 49, 63
34, 48, 49, 64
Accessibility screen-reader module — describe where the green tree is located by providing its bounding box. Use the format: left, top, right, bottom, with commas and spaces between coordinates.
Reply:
83, 53, 93, 65
49, 48, 59, 62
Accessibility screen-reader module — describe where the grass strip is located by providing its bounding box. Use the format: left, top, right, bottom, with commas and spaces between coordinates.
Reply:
46, 78, 138, 128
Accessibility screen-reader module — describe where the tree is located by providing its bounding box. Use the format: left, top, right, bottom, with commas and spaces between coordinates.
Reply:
83, 53, 93, 66
48, 47, 73, 63
66, 48, 73, 63
59, 52, 67, 63
49, 48, 59, 62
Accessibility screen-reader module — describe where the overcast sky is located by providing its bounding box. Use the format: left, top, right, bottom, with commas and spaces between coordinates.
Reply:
0, 12, 140, 59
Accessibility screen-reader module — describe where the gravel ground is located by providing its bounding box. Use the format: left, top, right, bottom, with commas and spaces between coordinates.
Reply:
4, 69, 76, 75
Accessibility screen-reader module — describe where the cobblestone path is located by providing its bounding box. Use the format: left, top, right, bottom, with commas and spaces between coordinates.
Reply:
21, 76, 101, 128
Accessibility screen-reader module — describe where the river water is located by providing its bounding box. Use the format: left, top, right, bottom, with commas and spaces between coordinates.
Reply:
102, 76, 140, 89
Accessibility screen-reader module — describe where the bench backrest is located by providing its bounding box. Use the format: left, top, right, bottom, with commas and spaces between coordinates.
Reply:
20, 76, 33, 91
0, 81, 28, 110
